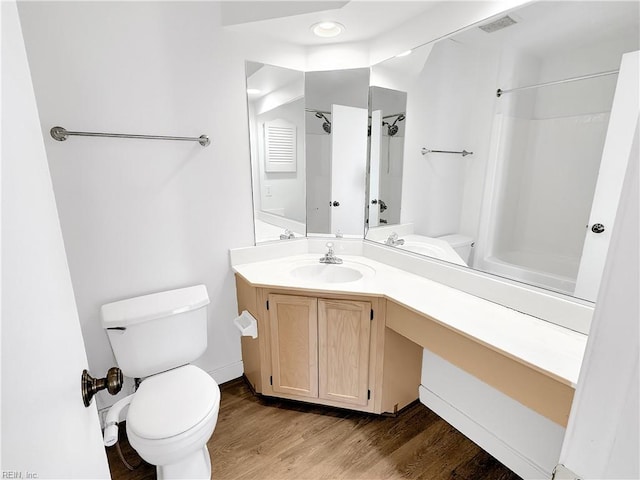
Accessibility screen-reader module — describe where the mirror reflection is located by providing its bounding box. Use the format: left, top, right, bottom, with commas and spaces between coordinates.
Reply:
245, 62, 306, 242
366, 1, 640, 302
367, 86, 406, 228
305, 68, 370, 237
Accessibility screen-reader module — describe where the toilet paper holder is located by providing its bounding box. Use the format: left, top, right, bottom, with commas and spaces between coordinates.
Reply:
234, 310, 258, 339
82, 367, 123, 407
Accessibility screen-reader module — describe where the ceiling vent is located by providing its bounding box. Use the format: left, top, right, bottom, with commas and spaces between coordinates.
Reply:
478, 15, 518, 33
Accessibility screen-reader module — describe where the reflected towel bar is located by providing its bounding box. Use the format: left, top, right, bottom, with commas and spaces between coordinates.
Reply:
496, 69, 619, 97
50, 126, 211, 147
421, 148, 473, 157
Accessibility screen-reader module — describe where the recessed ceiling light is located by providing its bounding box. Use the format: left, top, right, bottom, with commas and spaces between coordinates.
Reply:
396, 50, 412, 58
311, 21, 345, 38
246, 88, 261, 95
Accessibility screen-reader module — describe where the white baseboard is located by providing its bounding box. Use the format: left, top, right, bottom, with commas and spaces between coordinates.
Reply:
419, 386, 550, 480
207, 361, 244, 385
552, 464, 581, 479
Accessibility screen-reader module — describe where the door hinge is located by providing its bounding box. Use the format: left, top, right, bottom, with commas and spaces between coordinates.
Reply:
266, 300, 270, 310
370, 309, 374, 320
368, 389, 371, 400
270, 375, 273, 385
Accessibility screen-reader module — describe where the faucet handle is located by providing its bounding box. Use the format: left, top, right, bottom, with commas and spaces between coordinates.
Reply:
325, 242, 334, 254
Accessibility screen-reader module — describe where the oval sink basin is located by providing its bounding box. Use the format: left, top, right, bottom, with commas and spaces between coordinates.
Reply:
289, 263, 373, 284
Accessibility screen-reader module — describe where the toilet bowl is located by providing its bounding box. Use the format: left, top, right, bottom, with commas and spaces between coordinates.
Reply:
101, 285, 218, 480
126, 365, 220, 479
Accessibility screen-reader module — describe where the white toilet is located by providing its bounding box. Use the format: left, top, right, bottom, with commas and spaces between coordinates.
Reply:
101, 285, 220, 480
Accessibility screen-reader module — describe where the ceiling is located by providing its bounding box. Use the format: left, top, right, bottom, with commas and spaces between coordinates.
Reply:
223, 1, 439, 46
452, 1, 640, 58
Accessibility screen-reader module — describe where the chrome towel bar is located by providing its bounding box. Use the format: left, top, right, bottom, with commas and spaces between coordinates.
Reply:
421, 148, 473, 157
50, 126, 210, 147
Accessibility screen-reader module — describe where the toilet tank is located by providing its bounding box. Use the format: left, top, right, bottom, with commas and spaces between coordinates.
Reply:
438, 234, 474, 265
101, 285, 210, 378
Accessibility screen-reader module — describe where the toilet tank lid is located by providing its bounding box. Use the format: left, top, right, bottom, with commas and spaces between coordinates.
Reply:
101, 285, 210, 328
438, 234, 474, 248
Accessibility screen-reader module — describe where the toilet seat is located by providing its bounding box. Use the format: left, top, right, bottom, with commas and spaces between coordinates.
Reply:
128, 365, 220, 440
127, 405, 219, 468
126, 365, 221, 471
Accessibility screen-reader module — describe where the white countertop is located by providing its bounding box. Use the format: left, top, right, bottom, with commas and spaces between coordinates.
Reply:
231, 248, 587, 388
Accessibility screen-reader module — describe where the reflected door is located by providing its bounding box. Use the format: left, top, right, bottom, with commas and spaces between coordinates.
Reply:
575, 51, 640, 301
330, 104, 368, 235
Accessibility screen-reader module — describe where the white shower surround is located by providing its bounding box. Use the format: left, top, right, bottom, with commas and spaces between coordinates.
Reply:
478, 112, 610, 297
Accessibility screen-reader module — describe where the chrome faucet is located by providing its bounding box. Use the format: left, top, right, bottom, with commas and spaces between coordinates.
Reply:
279, 229, 295, 240
319, 242, 343, 264
385, 232, 405, 246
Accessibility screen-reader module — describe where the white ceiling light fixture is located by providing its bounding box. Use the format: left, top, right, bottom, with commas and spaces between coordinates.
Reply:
311, 21, 345, 38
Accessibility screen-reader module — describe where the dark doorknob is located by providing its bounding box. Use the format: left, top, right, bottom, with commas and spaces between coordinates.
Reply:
591, 223, 605, 234
82, 367, 123, 407
331, 201, 340, 207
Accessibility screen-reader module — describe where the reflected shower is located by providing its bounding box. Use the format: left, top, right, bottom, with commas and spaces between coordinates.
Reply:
383, 113, 405, 136
315, 112, 332, 134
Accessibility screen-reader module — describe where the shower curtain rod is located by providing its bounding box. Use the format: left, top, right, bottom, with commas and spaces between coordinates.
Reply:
305, 108, 331, 115
50, 126, 211, 147
496, 69, 619, 97
305, 109, 406, 120
382, 112, 405, 120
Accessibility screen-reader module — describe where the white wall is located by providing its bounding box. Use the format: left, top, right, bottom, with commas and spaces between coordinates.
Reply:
419, 350, 565, 479
401, 39, 498, 245
305, 132, 331, 234
17, 1, 305, 410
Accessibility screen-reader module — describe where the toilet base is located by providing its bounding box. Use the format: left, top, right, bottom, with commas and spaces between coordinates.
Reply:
157, 445, 211, 480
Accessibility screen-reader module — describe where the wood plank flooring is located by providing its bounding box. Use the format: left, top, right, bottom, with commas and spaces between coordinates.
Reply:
107, 378, 522, 480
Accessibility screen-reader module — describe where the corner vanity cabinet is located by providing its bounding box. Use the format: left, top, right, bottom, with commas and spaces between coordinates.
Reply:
235, 274, 422, 414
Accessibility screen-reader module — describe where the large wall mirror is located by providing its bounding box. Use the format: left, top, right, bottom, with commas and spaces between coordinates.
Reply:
365, 0, 639, 303
244, 1, 638, 306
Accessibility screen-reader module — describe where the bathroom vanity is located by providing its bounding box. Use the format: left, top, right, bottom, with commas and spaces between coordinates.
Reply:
236, 275, 423, 414
231, 239, 589, 478
235, 270, 576, 423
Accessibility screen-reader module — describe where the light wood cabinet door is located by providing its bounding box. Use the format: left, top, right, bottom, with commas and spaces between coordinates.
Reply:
318, 299, 371, 406
268, 294, 318, 398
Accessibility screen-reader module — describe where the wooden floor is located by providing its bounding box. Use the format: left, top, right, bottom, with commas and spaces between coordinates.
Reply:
107, 378, 522, 480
